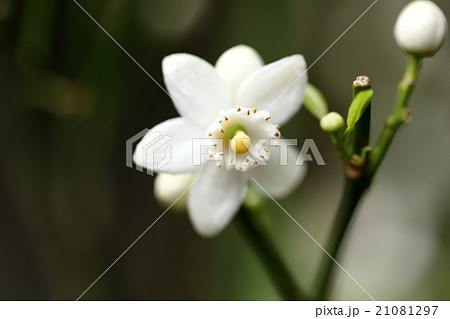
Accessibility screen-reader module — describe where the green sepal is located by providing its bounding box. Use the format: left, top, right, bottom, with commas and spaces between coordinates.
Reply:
303, 83, 328, 120
344, 89, 373, 135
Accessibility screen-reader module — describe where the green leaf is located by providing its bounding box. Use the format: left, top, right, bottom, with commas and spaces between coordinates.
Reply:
345, 89, 373, 135
303, 83, 328, 120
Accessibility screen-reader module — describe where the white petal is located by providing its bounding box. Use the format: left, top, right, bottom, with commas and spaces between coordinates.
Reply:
246, 140, 307, 198
215, 45, 263, 97
154, 173, 194, 212
163, 53, 232, 126
133, 117, 203, 174
236, 55, 307, 125
188, 162, 247, 237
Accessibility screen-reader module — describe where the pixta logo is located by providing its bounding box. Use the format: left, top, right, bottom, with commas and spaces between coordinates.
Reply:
126, 129, 172, 176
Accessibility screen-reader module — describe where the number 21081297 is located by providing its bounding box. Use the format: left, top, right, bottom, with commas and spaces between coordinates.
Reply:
376, 306, 438, 316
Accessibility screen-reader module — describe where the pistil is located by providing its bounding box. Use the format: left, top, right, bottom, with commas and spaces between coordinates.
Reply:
230, 130, 252, 155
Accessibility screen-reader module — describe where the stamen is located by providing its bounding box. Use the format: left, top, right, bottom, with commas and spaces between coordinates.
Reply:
252, 108, 257, 113
208, 132, 212, 137
275, 124, 280, 129
237, 107, 241, 112
265, 116, 271, 121
238, 166, 243, 171
224, 116, 229, 121
216, 162, 222, 168
246, 110, 250, 115
274, 132, 280, 137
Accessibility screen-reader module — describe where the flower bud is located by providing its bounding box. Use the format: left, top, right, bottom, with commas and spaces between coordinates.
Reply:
320, 112, 344, 133
154, 173, 194, 212
394, 0, 448, 57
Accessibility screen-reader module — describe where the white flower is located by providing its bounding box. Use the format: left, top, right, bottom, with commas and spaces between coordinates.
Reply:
134, 45, 308, 237
394, 0, 448, 57
154, 173, 194, 212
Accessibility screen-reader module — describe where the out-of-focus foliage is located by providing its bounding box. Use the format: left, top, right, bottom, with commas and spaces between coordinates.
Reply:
0, 0, 449, 300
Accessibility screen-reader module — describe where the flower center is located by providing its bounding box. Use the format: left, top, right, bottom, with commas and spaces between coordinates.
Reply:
230, 130, 252, 155
205, 106, 280, 172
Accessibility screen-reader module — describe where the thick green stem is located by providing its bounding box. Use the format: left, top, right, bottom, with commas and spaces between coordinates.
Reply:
368, 56, 421, 174
313, 174, 369, 300
350, 76, 372, 156
237, 206, 308, 300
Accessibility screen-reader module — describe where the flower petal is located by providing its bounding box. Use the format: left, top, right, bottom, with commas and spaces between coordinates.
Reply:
215, 45, 263, 97
163, 53, 232, 126
188, 162, 247, 237
133, 117, 203, 174
236, 55, 307, 125
246, 139, 307, 198
154, 173, 194, 212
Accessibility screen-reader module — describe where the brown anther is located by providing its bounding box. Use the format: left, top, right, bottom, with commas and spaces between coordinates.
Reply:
252, 108, 257, 113
274, 132, 280, 137
263, 147, 269, 153
220, 128, 225, 133
253, 160, 258, 165
238, 166, 243, 171
237, 107, 241, 112
218, 120, 222, 123
259, 154, 265, 159
224, 116, 229, 121
247, 110, 250, 115
209, 154, 213, 158
208, 132, 212, 137
219, 152, 224, 156
265, 116, 271, 121
245, 158, 250, 163
275, 125, 280, 129
216, 162, 222, 168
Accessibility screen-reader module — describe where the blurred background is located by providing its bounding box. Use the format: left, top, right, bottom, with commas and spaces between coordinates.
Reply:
0, 0, 449, 300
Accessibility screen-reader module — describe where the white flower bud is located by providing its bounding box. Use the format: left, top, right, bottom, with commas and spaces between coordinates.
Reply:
154, 173, 194, 212
394, 0, 448, 57
320, 112, 344, 133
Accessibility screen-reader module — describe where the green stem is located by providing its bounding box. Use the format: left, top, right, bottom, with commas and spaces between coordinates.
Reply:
350, 78, 372, 156
314, 56, 422, 300
368, 56, 421, 174
313, 174, 369, 300
330, 133, 351, 162
237, 206, 308, 300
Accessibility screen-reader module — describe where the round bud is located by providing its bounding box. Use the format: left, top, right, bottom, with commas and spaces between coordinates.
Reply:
320, 112, 345, 133
394, 0, 448, 57
154, 173, 194, 212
